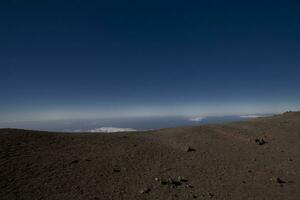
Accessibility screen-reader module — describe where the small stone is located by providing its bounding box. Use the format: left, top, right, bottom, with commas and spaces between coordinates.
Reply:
160, 180, 168, 185
168, 178, 182, 186
177, 176, 187, 182
70, 160, 79, 165
185, 146, 196, 152
160, 178, 182, 186
208, 193, 214, 197
154, 177, 159, 182
255, 138, 266, 145
140, 188, 150, 194
113, 168, 121, 173
271, 177, 288, 186
277, 178, 286, 184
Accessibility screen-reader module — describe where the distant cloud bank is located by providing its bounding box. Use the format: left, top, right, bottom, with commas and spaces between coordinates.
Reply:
189, 117, 204, 122
88, 127, 137, 133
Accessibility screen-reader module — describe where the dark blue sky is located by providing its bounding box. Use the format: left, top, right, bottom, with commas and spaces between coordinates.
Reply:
1, 0, 300, 122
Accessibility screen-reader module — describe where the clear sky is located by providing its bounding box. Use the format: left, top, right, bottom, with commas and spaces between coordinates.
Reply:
1, 0, 300, 123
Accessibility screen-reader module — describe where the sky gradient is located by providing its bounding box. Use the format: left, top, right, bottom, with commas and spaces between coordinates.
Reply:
1, 0, 300, 123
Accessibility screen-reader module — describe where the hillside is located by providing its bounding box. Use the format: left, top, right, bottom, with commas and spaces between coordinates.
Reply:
1, 112, 300, 200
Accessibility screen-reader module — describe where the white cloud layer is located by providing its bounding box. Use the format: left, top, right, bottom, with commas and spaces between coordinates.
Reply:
87, 127, 137, 133
189, 117, 204, 122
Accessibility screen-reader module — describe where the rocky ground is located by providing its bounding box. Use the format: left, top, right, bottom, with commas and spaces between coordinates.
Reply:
1, 112, 300, 199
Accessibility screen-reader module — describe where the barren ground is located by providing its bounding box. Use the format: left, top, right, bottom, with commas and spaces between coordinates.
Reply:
1, 112, 300, 199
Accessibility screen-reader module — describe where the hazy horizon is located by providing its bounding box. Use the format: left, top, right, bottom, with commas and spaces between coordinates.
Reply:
0, 112, 279, 132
